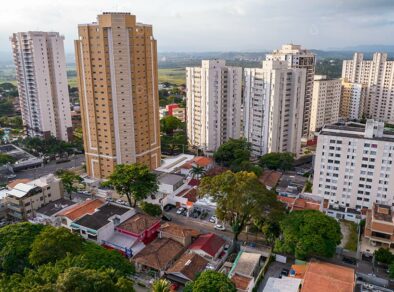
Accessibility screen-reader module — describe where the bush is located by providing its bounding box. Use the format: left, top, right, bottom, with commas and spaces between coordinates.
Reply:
140, 202, 162, 217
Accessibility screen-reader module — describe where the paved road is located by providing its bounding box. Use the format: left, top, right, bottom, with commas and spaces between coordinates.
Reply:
14, 154, 85, 179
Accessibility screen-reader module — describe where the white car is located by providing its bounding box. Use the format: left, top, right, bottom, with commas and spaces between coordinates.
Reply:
176, 207, 185, 214
214, 224, 225, 231
209, 216, 217, 223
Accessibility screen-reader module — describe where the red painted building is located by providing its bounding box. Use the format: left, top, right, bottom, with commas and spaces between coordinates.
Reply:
115, 213, 161, 244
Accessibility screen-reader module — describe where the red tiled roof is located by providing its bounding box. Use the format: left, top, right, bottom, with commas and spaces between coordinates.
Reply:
7, 178, 32, 189
259, 170, 282, 188
277, 196, 320, 212
117, 213, 160, 235
189, 233, 225, 257
56, 199, 104, 221
188, 179, 200, 187
231, 273, 253, 291
167, 253, 208, 281
181, 156, 214, 169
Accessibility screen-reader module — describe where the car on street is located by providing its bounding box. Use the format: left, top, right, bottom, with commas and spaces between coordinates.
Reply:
214, 224, 225, 231
161, 214, 172, 221
176, 207, 186, 214
163, 204, 175, 212
279, 268, 290, 278
209, 215, 217, 223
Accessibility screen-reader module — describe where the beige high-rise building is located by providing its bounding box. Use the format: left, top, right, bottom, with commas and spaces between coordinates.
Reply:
309, 75, 341, 133
75, 12, 160, 179
342, 53, 394, 122
266, 44, 315, 138
10, 32, 72, 141
340, 82, 367, 121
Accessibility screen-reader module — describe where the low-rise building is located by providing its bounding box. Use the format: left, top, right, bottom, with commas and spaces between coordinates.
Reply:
180, 156, 214, 177
158, 173, 184, 194
172, 107, 186, 122
166, 252, 208, 284
277, 195, 321, 212
155, 154, 195, 174
160, 222, 200, 247
115, 213, 160, 244
229, 251, 263, 292
263, 277, 302, 292
364, 203, 394, 250
189, 233, 225, 261
276, 172, 308, 197
324, 204, 362, 223
33, 198, 76, 225
258, 170, 282, 190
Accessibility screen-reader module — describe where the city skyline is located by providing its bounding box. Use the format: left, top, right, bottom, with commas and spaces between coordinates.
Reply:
0, 0, 393, 54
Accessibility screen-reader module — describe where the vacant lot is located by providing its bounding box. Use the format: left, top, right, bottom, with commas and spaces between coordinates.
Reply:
158, 68, 185, 85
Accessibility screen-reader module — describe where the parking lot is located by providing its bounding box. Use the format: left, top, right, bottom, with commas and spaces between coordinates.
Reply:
258, 260, 293, 291
164, 204, 218, 224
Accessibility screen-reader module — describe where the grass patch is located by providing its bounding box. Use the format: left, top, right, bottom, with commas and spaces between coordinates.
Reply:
343, 221, 358, 251
158, 68, 185, 85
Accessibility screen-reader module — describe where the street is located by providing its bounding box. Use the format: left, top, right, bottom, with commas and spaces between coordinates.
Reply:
14, 154, 85, 179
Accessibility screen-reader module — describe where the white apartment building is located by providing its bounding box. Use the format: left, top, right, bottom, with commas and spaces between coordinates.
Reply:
186, 60, 242, 152
313, 120, 394, 210
340, 81, 367, 121
266, 44, 315, 138
10, 32, 72, 141
310, 75, 341, 133
342, 53, 394, 123
243, 60, 306, 157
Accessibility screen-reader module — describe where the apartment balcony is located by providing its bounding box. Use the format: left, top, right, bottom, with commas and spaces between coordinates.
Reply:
7, 203, 23, 212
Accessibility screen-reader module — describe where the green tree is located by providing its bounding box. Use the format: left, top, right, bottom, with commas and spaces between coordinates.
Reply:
275, 210, 342, 259
213, 138, 251, 172
160, 115, 184, 135
184, 270, 236, 292
199, 171, 281, 241
102, 163, 158, 207
190, 165, 205, 179
160, 116, 187, 155
140, 202, 162, 217
374, 248, 394, 265
151, 278, 171, 292
0, 153, 16, 165
259, 152, 294, 171
55, 169, 83, 199
29, 226, 83, 266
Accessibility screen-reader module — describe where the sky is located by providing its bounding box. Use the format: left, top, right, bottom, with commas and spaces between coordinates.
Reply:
0, 0, 393, 54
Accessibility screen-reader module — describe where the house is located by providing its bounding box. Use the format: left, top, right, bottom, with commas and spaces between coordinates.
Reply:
33, 198, 76, 226
155, 154, 195, 174
263, 277, 302, 292
364, 203, 394, 250
324, 204, 362, 223
70, 203, 135, 243
132, 237, 184, 277
276, 172, 308, 197
158, 173, 184, 194
231, 274, 255, 292
259, 170, 282, 190
6, 174, 64, 220
160, 222, 200, 247
115, 213, 161, 244
189, 233, 225, 260
57, 198, 105, 229
166, 252, 208, 284
277, 195, 321, 212
180, 156, 214, 176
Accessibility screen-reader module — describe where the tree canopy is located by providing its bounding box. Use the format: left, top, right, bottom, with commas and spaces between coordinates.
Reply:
160, 116, 187, 155
0, 153, 16, 165
102, 163, 158, 207
213, 138, 251, 171
55, 169, 83, 199
140, 201, 162, 217
275, 210, 342, 259
259, 152, 294, 171
375, 248, 394, 265
199, 170, 282, 240
184, 270, 236, 292
151, 278, 171, 292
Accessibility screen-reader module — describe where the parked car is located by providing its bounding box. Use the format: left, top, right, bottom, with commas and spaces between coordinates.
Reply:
176, 207, 185, 214
209, 216, 217, 223
279, 268, 290, 278
161, 214, 172, 221
214, 224, 225, 231
163, 204, 175, 212
342, 257, 356, 265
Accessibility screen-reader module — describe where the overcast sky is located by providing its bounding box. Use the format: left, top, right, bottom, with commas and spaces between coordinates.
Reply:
1, 0, 393, 54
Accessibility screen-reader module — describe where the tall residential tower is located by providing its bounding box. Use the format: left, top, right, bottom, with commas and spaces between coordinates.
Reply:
10, 32, 72, 141
75, 12, 160, 179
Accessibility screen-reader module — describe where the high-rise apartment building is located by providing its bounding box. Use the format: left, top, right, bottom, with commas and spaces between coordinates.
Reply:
75, 12, 160, 179
10, 32, 72, 141
340, 81, 367, 121
309, 75, 341, 133
266, 44, 315, 138
313, 120, 394, 210
243, 60, 306, 157
186, 60, 242, 152
342, 53, 394, 122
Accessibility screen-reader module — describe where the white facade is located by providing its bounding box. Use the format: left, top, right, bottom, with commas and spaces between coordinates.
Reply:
243, 60, 306, 157
266, 44, 315, 138
186, 60, 242, 152
310, 75, 341, 132
342, 53, 394, 123
340, 81, 367, 121
10, 32, 72, 141
313, 120, 394, 210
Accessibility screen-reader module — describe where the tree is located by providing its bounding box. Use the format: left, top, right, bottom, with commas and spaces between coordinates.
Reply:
184, 270, 236, 292
29, 226, 83, 266
151, 279, 171, 292
0, 153, 16, 165
160, 116, 187, 155
213, 138, 251, 172
55, 169, 83, 199
374, 248, 394, 265
190, 165, 205, 179
102, 163, 158, 207
199, 171, 281, 241
160, 115, 184, 135
259, 152, 294, 171
275, 210, 342, 260
140, 202, 162, 217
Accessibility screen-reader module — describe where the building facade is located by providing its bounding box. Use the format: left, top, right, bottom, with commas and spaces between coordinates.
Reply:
75, 12, 161, 178
342, 53, 394, 123
186, 60, 242, 153
309, 75, 341, 133
243, 60, 306, 157
340, 81, 367, 121
10, 32, 72, 141
313, 120, 394, 210
266, 44, 315, 138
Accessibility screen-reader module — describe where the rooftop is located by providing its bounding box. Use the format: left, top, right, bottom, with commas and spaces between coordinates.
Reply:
158, 173, 184, 186
7, 178, 32, 189
167, 252, 208, 281
133, 238, 184, 271
189, 233, 225, 257
181, 156, 214, 169
231, 251, 262, 277
278, 196, 321, 212
117, 213, 160, 235
36, 198, 76, 216
176, 188, 198, 202
373, 203, 393, 222
301, 260, 355, 292
73, 203, 131, 230
263, 277, 302, 292
6, 183, 40, 198
259, 170, 282, 188
155, 154, 195, 173
56, 199, 105, 221
160, 222, 200, 239
231, 273, 254, 291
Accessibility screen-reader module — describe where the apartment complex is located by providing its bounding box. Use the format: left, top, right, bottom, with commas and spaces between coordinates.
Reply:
75, 12, 161, 178
186, 60, 242, 152
243, 60, 306, 157
340, 81, 367, 120
313, 120, 394, 210
10, 32, 72, 141
309, 75, 341, 133
365, 203, 394, 249
266, 44, 315, 138
342, 52, 394, 122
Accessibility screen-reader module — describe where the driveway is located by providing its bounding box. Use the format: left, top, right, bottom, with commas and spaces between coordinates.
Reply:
258, 261, 293, 291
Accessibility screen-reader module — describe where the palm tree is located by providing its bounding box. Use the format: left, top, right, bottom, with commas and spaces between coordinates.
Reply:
190, 165, 205, 179
151, 279, 171, 292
